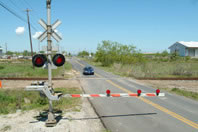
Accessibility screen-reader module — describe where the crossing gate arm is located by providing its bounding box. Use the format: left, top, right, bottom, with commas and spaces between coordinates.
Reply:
62, 93, 165, 98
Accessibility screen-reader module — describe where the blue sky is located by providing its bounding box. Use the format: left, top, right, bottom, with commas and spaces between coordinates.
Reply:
1, 0, 198, 54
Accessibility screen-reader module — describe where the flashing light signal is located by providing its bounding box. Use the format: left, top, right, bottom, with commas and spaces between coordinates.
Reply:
32, 54, 47, 67
137, 89, 142, 96
52, 54, 65, 67
32, 54, 65, 68
106, 89, 111, 97
156, 89, 160, 96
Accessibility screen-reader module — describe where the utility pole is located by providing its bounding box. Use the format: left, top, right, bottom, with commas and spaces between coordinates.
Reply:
25, 8, 34, 69
5, 43, 7, 55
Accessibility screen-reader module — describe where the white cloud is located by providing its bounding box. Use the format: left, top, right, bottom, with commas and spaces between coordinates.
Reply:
15, 27, 25, 35
32, 31, 42, 39
54, 29, 62, 37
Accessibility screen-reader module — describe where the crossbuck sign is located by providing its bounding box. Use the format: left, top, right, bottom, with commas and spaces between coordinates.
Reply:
38, 19, 62, 42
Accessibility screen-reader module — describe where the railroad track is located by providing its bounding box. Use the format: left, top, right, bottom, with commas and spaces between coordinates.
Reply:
0, 77, 66, 80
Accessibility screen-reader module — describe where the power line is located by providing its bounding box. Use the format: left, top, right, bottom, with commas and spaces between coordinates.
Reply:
22, 0, 42, 22
29, 17, 41, 31
0, 1, 26, 23
8, 0, 22, 11
8, 0, 39, 29
10, 0, 40, 31
21, 0, 41, 31
0, 1, 38, 31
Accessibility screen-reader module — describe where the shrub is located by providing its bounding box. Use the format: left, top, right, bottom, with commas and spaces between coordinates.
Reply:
185, 56, 191, 61
170, 52, 180, 61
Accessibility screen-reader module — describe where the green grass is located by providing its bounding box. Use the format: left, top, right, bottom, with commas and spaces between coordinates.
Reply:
0, 87, 81, 114
0, 60, 72, 78
158, 87, 198, 101
170, 88, 198, 101
64, 61, 72, 71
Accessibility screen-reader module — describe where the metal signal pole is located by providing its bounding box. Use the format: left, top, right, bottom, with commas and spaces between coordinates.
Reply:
25, 8, 34, 69
46, 0, 56, 126
25, 0, 62, 127
47, 0, 52, 88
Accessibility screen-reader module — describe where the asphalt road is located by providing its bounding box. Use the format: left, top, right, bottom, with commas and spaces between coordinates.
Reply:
69, 57, 198, 132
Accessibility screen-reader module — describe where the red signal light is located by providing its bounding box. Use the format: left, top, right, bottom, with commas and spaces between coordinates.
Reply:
35, 57, 42, 65
156, 89, 160, 96
106, 89, 111, 97
52, 54, 65, 67
32, 54, 47, 67
137, 89, 142, 96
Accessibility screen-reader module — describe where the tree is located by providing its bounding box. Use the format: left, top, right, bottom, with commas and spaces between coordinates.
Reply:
23, 50, 30, 56
6, 51, 13, 56
22, 50, 36, 56
91, 52, 94, 56
95, 40, 144, 66
40, 51, 45, 54
161, 50, 169, 57
78, 50, 89, 57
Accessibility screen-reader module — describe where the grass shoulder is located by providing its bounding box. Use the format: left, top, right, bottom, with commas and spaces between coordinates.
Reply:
0, 87, 82, 115
160, 88, 198, 101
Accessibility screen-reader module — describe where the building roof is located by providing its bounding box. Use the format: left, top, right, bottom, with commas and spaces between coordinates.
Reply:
169, 41, 198, 49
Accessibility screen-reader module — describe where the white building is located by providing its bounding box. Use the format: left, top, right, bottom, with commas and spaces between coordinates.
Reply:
169, 41, 198, 57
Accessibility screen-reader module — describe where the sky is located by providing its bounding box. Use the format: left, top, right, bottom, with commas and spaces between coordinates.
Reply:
1, 0, 198, 54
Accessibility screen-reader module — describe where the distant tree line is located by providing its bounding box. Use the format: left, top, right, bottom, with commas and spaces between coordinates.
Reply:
6, 50, 36, 56
78, 50, 89, 57
78, 51, 94, 57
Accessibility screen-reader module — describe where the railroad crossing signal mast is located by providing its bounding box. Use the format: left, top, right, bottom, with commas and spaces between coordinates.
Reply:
26, 0, 64, 127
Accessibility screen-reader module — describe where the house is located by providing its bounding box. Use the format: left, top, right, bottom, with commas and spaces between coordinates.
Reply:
169, 41, 198, 57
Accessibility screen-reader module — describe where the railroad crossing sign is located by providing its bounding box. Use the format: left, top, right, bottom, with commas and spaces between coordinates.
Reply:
38, 19, 62, 42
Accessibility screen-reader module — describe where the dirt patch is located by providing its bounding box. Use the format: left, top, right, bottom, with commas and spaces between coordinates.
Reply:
136, 80, 198, 93
0, 98, 104, 132
53, 80, 80, 89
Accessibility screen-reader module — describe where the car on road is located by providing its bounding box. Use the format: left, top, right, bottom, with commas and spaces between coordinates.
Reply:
83, 66, 94, 75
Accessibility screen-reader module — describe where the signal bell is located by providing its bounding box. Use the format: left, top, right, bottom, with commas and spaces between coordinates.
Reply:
52, 54, 65, 67
32, 54, 47, 67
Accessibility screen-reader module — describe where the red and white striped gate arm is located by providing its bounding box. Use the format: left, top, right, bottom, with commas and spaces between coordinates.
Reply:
62, 93, 165, 98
